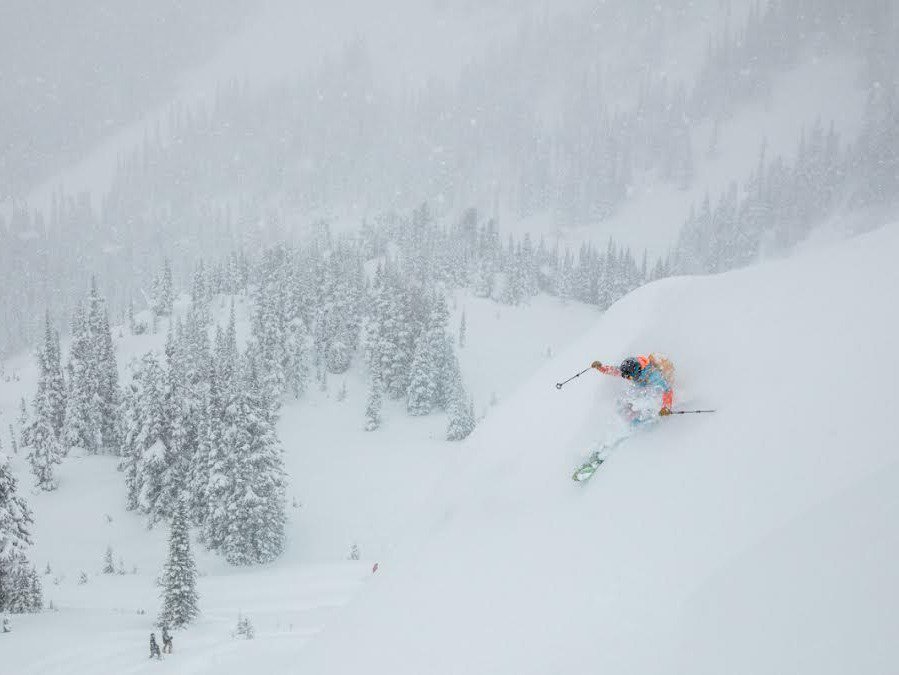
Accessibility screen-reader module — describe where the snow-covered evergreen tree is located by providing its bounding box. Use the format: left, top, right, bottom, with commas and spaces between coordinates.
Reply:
38, 312, 66, 439
2, 553, 41, 613
0, 455, 35, 612
121, 353, 170, 522
407, 291, 451, 415
17, 398, 28, 434
252, 246, 291, 393
25, 387, 63, 491
157, 503, 199, 628
220, 354, 287, 565
233, 614, 255, 639
363, 265, 387, 381
376, 273, 417, 400
312, 247, 363, 375
190, 259, 210, 323
24, 313, 66, 489
63, 304, 99, 453
128, 298, 137, 335
458, 309, 466, 348
284, 317, 311, 399
364, 375, 383, 432
188, 379, 217, 529
406, 334, 434, 416
201, 376, 235, 550
92, 302, 122, 453
162, 317, 209, 526
200, 311, 240, 548
63, 281, 121, 455
445, 353, 476, 441
153, 258, 175, 317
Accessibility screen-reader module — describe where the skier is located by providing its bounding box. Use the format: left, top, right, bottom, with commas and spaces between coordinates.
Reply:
149, 632, 161, 659
571, 354, 675, 482
162, 626, 173, 654
591, 355, 674, 418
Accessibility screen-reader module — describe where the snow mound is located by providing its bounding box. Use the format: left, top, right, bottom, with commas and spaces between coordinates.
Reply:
292, 223, 899, 675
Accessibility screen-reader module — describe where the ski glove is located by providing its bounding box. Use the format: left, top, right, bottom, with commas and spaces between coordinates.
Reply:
659, 407, 672, 416
591, 360, 603, 370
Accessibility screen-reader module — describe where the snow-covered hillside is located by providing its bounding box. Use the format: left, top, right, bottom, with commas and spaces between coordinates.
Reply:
586, 53, 867, 256
3, 222, 897, 674
15, 0, 588, 217
3, 0, 897, 671
0, 291, 598, 673
287, 222, 899, 675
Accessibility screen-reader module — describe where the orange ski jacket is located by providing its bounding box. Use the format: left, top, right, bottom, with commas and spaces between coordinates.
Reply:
594, 355, 674, 409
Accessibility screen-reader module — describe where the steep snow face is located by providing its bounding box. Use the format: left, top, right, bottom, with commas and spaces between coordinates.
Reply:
291, 222, 899, 675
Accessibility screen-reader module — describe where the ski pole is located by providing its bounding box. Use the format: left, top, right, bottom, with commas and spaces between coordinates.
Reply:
668, 409, 716, 415
555, 367, 591, 390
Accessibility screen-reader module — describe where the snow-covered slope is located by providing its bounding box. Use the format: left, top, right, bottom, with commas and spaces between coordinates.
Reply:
0, 290, 598, 674
586, 53, 866, 257
288, 222, 899, 675
4, 224, 897, 674
4, 224, 897, 673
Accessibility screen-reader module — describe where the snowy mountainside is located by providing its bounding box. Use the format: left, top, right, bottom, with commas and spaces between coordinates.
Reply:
15, 0, 591, 216
6, 1, 891, 361
0, 290, 597, 673
289, 221, 899, 675
588, 52, 866, 256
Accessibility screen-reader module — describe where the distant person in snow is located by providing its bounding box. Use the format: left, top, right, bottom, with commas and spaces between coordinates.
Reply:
591, 354, 674, 419
162, 627, 173, 654
149, 632, 161, 659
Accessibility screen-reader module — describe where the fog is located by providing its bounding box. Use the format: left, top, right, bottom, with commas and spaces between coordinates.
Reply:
2, 4, 899, 672
1, 0, 897, 355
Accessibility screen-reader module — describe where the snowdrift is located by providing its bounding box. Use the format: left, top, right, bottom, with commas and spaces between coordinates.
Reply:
293, 223, 899, 675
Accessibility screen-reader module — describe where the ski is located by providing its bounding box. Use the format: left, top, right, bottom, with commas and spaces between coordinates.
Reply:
572, 452, 604, 482
571, 434, 630, 483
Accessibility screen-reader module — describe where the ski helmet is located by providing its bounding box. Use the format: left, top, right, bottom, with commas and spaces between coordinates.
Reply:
619, 357, 641, 379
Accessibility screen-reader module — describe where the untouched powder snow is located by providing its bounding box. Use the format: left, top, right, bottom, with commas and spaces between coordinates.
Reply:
288, 222, 899, 675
